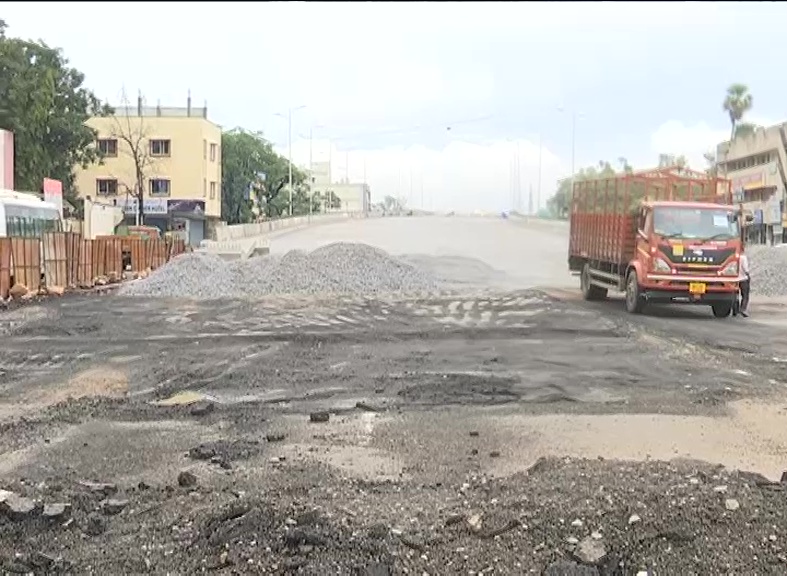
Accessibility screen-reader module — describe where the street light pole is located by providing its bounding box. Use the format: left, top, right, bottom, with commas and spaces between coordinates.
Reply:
537, 133, 543, 214
308, 126, 313, 221
515, 140, 521, 212
275, 105, 305, 217
287, 110, 294, 216
558, 107, 579, 196
570, 111, 577, 197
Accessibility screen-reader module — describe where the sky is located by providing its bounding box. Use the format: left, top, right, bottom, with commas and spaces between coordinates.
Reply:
3, 2, 784, 212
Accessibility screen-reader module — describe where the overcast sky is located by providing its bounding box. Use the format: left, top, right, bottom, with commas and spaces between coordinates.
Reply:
3, 2, 783, 212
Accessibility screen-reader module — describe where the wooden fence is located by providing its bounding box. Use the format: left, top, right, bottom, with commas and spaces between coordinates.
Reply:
0, 232, 186, 299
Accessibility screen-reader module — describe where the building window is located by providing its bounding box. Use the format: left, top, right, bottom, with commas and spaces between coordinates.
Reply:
150, 139, 171, 157
96, 179, 118, 196
203, 178, 207, 198
203, 139, 207, 160
725, 151, 774, 172
97, 139, 118, 157
210, 181, 217, 199
149, 179, 171, 196
210, 143, 218, 162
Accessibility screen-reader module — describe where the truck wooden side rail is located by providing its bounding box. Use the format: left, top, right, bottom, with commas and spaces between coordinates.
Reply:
568, 167, 745, 317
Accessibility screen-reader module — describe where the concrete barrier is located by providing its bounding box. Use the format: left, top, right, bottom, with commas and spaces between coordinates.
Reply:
214, 212, 368, 243
507, 213, 569, 231
197, 237, 270, 261
201, 211, 373, 259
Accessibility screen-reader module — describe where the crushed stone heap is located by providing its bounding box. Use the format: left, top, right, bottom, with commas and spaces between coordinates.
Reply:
119, 242, 443, 299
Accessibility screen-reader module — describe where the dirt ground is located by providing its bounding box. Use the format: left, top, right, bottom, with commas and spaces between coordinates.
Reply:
3, 217, 787, 575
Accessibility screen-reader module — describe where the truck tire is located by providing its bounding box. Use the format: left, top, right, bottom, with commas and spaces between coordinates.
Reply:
580, 264, 608, 301
711, 303, 733, 318
625, 270, 645, 314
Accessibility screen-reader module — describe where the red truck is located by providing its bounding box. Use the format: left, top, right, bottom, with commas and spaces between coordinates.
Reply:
568, 167, 750, 317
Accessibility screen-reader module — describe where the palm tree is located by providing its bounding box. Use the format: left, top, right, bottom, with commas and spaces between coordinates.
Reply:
722, 83, 753, 142
618, 157, 633, 174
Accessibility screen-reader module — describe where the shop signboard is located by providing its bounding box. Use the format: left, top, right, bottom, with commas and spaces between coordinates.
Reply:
118, 197, 168, 216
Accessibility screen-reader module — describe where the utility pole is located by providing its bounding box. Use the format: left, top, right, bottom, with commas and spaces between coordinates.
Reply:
515, 140, 521, 212
363, 153, 368, 215
558, 107, 580, 199
409, 165, 413, 207
528, 184, 534, 215
326, 140, 332, 212
570, 111, 577, 197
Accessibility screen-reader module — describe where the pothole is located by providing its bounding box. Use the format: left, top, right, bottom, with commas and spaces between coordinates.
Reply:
392, 371, 520, 406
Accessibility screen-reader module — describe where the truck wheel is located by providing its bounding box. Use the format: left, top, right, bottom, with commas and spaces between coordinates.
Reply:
580, 264, 608, 301
625, 270, 645, 314
711, 303, 733, 318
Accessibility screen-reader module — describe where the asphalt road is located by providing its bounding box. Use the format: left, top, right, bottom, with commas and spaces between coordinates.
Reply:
2, 215, 787, 575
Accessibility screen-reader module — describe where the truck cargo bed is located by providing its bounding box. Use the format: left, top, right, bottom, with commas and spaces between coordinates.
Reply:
568, 167, 731, 271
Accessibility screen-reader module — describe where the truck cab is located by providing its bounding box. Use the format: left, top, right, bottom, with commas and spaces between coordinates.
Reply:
569, 167, 748, 318
626, 201, 746, 317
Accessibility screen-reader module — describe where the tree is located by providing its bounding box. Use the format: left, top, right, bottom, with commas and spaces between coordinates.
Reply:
546, 161, 617, 219
381, 195, 405, 214
722, 83, 753, 142
108, 91, 155, 225
618, 157, 634, 175
657, 154, 687, 172
321, 190, 342, 211
703, 151, 718, 178
0, 22, 111, 204
220, 129, 309, 221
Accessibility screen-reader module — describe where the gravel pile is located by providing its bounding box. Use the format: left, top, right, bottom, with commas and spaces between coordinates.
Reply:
747, 244, 787, 297
119, 242, 442, 299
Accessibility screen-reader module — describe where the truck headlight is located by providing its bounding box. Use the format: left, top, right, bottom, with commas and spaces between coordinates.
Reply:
652, 257, 671, 272
720, 261, 739, 276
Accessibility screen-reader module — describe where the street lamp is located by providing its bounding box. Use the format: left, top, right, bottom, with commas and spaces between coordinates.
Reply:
275, 105, 306, 216
536, 133, 543, 215
557, 107, 582, 197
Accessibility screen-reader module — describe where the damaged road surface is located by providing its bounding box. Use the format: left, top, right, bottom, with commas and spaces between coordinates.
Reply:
3, 221, 787, 574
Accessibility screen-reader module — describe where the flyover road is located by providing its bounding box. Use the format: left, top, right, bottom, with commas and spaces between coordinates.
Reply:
2, 215, 787, 574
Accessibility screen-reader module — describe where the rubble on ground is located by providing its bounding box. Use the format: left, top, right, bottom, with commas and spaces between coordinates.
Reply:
2, 457, 787, 574
118, 242, 443, 299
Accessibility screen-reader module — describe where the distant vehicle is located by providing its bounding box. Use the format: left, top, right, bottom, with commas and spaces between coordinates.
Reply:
501, 211, 509, 219
0, 189, 62, 238
568, 167, 750, 318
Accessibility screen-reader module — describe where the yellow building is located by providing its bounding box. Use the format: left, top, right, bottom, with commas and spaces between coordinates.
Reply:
74, 97, 222, 246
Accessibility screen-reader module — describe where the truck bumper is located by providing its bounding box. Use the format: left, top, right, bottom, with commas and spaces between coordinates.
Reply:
642, 274, 741, 305
641, 289, 737, 305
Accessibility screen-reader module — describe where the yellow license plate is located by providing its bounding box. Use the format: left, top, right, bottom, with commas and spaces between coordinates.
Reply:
689, 282, 706, 295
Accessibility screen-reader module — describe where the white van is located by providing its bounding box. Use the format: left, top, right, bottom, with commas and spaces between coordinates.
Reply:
0, 190, 62, 238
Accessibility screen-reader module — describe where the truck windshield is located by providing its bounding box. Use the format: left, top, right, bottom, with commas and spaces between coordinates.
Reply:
653, 206, 739, 241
